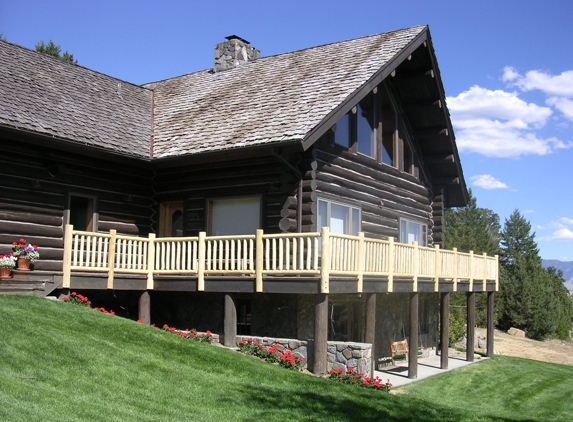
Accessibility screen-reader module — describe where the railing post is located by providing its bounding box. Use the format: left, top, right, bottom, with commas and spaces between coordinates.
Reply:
320, 227, 330, 294
412, 241, 419, 291
469, 250, 474, 291
357, 232, 364, 293
63, 224, 73, 288
434, 244, 440, 292
388, 237, 394, 292
255, 229, 264, 292
482, 252, 487, 291
198, 232, 206, 291
107, 229, 117, 289
147, 233, 156, 290
453, 247, 458, 292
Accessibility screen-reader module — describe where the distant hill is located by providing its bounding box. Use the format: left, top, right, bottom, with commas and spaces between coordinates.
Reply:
542, 260, 573, 292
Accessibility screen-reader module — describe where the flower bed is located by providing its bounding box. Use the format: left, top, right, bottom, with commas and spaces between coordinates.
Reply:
328, 367, 392, 392
238, 338, 304, 371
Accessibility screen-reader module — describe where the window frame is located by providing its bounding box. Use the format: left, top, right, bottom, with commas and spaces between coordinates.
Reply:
206, 195, 262, 236
317, 197, 361, 236
399, 217, 428, 247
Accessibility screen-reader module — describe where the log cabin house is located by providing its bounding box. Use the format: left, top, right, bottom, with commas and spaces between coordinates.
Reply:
0, 25, 498, 377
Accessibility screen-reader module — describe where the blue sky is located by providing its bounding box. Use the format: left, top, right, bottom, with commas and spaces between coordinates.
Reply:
2, 0, 572, 261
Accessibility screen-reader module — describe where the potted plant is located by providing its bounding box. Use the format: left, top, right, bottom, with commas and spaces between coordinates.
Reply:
0, 253, 17, 279
12, 238, 40, 270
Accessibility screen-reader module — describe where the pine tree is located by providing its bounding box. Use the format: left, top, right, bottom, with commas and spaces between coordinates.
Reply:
445, 190, 501, 328
35, 40, 77, 63
498, 209, 572, 340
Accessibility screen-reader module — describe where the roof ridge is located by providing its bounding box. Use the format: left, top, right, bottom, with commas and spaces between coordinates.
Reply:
142, 25, 428, 86
0, 39, 153, 93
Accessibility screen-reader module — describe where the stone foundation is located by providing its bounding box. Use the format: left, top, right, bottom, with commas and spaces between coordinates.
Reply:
327, 341, 372, 376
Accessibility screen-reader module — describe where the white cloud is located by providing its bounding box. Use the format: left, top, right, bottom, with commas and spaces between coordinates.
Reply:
543, 228, 573, 241
546, 97, 573, 120
503, 67, 573, 97
470, 174, 508, 190
447, 85, 572, 158
447, 85, 551, 126
539, 219, 573, 242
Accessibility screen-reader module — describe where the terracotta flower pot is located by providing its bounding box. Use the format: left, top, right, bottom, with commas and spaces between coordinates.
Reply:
0, 267, 12, 279
17, 256, 31, 271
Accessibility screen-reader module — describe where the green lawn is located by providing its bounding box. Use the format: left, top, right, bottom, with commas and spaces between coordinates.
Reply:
1, 295, 572, 421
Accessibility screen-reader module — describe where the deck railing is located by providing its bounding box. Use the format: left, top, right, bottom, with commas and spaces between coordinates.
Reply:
62, 225, 498, 293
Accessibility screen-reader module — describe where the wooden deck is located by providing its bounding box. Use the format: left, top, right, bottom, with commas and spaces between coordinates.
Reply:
62, 225, 498, 294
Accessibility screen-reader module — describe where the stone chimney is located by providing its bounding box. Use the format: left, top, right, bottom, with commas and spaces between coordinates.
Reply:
214, 35, 260, 72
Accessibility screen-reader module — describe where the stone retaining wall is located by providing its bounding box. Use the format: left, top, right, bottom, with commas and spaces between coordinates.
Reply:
236, 336, 373, 376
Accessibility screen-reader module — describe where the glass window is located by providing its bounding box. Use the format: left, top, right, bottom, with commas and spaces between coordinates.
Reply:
356, 96, 376, 158
333, 113, 351, 148
400, 218, 427, 246
318, 199, 360, 235
208, 196, 261, 236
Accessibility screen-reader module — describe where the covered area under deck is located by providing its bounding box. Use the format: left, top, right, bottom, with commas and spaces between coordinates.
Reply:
62, 225, 499, 377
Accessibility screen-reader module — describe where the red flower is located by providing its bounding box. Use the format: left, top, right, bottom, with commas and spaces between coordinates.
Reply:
206, 330, 212, 336
12, 242, 17, 246
137, 319, 143, 324
71, 292, 77, 297
63, 296, 69, 301
19, 238, 25, 243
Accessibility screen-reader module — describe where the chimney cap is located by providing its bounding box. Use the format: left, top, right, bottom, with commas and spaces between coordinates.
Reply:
225, 35, 250, 44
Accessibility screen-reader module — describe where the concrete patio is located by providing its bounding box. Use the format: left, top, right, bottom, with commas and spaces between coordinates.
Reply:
374, 354, 485, 388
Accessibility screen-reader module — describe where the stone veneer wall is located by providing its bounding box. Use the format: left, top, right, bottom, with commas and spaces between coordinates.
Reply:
374, 293, 439, 365
236, 336, 373, 376
327, 342, 372, 376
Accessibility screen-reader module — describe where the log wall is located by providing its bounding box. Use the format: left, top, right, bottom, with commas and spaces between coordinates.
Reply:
310, 143, 434, 242
0, 138, 153, 271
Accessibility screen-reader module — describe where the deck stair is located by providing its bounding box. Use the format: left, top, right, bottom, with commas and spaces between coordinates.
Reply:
0, 271, 62, 296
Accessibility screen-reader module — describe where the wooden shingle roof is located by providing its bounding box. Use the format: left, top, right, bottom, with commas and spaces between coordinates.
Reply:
144, 26, 427, 158
0, 40, 152, 158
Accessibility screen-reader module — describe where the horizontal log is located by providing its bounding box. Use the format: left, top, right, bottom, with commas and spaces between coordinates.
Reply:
301, 192, 317, 203
0, 201, 62, 215
280, 209, 296, 219
279, 217, 297, 232
0, 211, 62, 227
303, 169, 316, 180
301, 180, 317, 192
316, 180, 430, 220
0, 234, 63, 249
314, 149, 429, 197
301, 203, 316, 215
361, 221, 397, 238
0, 221, 63, 238
98, 221, 140, 236
28, 260, 63, 272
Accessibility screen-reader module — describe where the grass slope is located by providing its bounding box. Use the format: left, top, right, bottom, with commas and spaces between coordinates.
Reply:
0, 295, 571, 421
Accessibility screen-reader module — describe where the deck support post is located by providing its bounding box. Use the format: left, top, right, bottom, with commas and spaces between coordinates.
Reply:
487, 291, 495, 357
408, 292, 419, 379
313, 293, 328, 375
440, 292, 450, 369
365, 293, 376, 376
223, 293, 237, 347
466, 292, 475, 362
138, 291, 151, 325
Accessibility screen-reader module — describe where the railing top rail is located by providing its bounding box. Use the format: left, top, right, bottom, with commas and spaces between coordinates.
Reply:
155, 236, 199, 242
263, 232, 321, 239
206, 234, 256, 241
72, 230, 112, 239
329, 233, 360, 240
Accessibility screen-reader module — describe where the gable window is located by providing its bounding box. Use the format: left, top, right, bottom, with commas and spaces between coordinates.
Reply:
318, 199, 360, 236
356, 94, 376, 158
334, 113, 351, 148
207, 196, 261, 236
400, 218, 427, 247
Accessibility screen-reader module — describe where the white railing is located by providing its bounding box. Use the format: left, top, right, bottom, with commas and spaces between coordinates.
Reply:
62, 225, 499, 293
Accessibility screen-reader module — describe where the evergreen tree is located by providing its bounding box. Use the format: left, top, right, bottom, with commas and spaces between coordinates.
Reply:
445, 190, 501, 329
35, 40, 77, 63
498, 209, 573, 340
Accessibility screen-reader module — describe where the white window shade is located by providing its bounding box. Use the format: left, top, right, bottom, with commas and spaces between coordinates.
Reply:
209, 197, 261, 236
